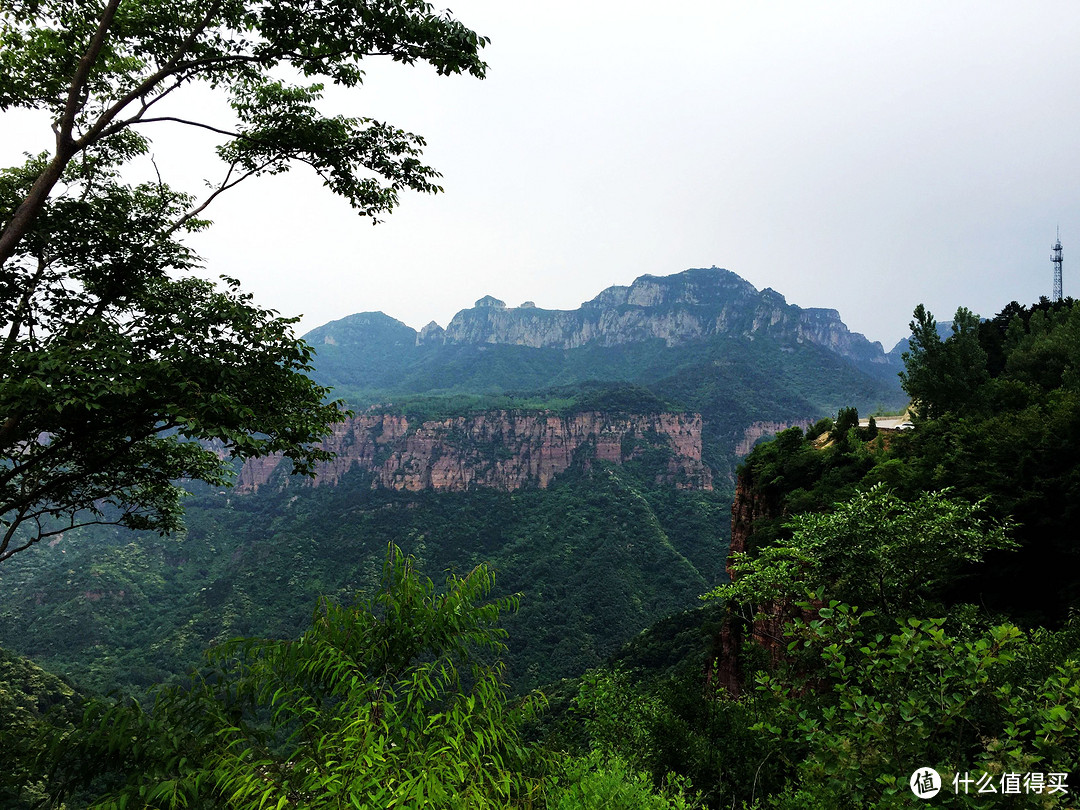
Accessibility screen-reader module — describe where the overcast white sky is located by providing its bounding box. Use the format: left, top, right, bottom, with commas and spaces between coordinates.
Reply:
5, 1, 1080, 349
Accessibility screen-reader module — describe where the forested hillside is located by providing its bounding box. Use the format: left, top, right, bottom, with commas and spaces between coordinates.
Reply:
548, 297, 1080, 808
0, 457, 727, 696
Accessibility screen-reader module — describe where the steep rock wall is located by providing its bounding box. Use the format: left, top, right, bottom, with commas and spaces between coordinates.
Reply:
434, 269, 891, 369
237, 410, 712, 493
713, 464, 787, 696
714, 464, 821, 696
734, 419, 815, 457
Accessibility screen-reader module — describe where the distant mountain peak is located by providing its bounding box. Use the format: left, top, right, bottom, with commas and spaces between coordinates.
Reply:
583, 267, 757, 310
429, 267, 888, 366
302, 267, 905, 413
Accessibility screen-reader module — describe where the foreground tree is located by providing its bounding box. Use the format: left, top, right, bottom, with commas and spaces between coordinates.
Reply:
0, 0, 489, 560
709, 484, 1015, 621
40, 546, 545, 808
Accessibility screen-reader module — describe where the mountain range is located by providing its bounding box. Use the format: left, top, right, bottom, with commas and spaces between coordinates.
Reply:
0, 266, 912, 697
308, 266, 902, 380
303, 267, 907, 477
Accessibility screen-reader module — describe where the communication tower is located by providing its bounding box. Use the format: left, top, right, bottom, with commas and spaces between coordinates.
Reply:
1051, 229, 1063, 302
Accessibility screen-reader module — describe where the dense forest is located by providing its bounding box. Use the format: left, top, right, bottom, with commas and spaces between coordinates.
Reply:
4, 298, 1079, 807
0, 455, 728, 697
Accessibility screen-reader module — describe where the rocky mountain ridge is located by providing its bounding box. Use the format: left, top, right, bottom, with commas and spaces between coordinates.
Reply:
238, 409, 712, 493
301, 267, 909, 480
308, 268, 896, 373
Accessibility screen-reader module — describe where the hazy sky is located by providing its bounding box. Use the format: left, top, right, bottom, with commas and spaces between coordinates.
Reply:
4, 1, 1079, 349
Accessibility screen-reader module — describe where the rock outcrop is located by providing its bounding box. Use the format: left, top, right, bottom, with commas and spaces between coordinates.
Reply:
432, 268, 892, 369
711, 463, 788, 696
734, 419, 815, 457
714, 463, 818, 696
237, 410, 712, 494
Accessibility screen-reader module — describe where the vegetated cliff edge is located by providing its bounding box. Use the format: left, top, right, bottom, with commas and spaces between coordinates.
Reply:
237, 410, 712, 493
734, 420, 815, 457
712, 463, 786, 696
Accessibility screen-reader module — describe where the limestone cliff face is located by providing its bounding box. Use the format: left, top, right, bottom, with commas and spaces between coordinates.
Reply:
237, 410, 712, 494
725, 463, 784, 600
431, 268, 891, 368
734, 419, 815, 457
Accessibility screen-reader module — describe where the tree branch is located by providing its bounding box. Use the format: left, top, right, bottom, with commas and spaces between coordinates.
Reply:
0, 2, 226, 271
0, 503, 31, 559
57, 0, 124, 151
0, 1, 125, 269
166, 159, 274, 237
0, 255, 48, 363
76, 1, 227, 150
0, 514, 134, 564
135, 116, 244, 140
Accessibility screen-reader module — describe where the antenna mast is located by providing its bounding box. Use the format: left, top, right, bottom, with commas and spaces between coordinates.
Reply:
1051, 228, 1063, 302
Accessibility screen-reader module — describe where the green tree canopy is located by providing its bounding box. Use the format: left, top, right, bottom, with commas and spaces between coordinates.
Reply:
900, 304, 989, 419
0, 0, 489, 263
42, 546, 544, 809
0, 0, 489, 560
709, 484, 1015, 620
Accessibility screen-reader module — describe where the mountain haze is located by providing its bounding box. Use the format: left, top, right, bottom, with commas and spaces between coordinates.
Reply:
305, 267, 906, 475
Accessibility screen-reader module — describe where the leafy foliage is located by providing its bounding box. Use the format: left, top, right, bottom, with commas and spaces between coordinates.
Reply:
44, 545, 545, 809
544, 752, 700, 809
712, 485, 1014, 619
0, 646, 82, 808
573, 665, 779, 809
0, 269, 342, 561
754, 603, 1080, 809
1, 0, 488, 561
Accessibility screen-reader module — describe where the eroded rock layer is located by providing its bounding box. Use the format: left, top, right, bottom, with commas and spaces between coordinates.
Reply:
237, 410, 712, 493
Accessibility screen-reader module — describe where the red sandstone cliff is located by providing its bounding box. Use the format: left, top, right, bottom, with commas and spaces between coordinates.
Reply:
237, 410, 712, 494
